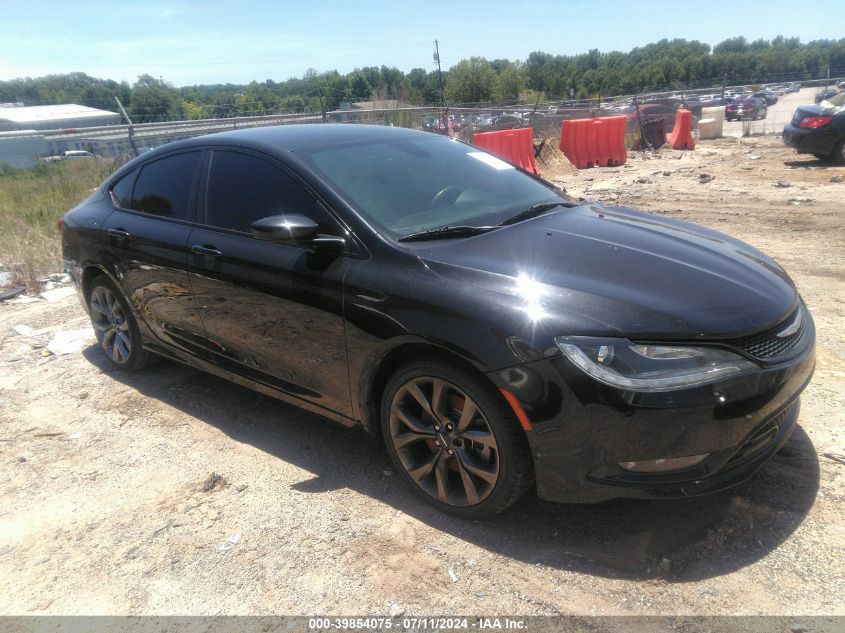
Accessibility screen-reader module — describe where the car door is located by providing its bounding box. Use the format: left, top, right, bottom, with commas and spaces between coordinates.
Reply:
186, 148, 352, 417
101, 150, 208, 357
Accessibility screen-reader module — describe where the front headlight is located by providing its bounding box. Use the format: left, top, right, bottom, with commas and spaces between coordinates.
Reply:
554, 336, 758, 392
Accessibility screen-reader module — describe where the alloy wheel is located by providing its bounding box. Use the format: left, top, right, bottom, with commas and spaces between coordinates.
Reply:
388, 376, 499, 506
90, 285, 132, 364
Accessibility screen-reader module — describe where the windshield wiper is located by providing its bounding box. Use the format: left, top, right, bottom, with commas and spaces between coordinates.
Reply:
397, 200, 579, 242
498, 200, 579, 226
397, 225, 497, 243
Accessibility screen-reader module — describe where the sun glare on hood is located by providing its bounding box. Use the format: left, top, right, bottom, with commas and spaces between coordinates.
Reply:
515, 273, 547, 323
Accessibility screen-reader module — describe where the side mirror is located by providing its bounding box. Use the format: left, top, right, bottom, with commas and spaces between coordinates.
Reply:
250, 214, 319, 243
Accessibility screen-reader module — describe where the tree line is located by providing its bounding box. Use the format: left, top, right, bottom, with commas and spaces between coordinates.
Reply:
1, 36, 843, 123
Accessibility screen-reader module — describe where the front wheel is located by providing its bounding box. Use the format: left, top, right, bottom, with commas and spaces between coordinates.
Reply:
87, 276, 151, 371
381, 359, 533, 518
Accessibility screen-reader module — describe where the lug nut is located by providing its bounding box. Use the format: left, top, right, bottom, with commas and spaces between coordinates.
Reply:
434, 425, 440, 431
446, 423, 453, 431
448, 449, 454, 455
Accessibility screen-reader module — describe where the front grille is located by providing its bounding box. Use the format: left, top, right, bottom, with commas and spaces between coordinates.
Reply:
732, 308, 808, 361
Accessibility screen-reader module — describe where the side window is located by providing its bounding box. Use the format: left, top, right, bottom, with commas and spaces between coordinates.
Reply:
205, 150, 337, 234
130, 151, 201, 219
109, 169, 137, 208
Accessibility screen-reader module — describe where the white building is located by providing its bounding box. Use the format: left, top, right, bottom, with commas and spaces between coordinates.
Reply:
0, 104, 121, 132
0, 131, 48, 169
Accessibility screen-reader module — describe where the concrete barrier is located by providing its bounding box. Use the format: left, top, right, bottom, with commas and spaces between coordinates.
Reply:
701, 106, 725, 138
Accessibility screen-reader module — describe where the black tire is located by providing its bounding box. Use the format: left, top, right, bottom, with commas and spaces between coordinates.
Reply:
812, 152, 832, 162
87, 275, 152, 371
381, 358, 534, 518
833, 139, 845, 166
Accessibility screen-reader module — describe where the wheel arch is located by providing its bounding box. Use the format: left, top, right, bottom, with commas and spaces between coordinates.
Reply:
360, 339, 513, 437
80, 264, 120, 304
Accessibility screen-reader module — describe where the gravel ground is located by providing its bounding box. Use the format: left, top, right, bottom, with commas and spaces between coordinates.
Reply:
0, 132, 843, 617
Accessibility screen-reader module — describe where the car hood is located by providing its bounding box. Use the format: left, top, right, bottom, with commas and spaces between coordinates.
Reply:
413, 204, 798, 342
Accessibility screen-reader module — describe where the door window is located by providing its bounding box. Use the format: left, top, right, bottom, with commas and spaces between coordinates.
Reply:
130, 151, 201, 219
204, 150, 335, 234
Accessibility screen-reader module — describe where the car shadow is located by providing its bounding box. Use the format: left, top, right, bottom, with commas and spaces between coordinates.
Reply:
83, 347, 820, 583
783, 156, 842, 168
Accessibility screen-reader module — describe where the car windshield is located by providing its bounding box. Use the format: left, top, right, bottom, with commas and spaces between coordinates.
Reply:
296, 134, 563, 238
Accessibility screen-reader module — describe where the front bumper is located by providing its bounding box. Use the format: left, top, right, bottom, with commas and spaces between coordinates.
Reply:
782, 123, 838, 156
493, 333, 815, 503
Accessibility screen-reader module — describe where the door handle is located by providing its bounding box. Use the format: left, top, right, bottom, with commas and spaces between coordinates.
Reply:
191, 245, 223, 257
107, 228, 130, 238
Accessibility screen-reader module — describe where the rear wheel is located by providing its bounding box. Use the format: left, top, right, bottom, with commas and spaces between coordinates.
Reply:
381, 359, 533, 518
87, 276, 151, 371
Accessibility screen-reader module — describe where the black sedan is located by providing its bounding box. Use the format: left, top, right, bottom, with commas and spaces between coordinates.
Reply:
474, 114, 527, 134
815, 89, 840, 104
783, 98, 845, 163
61, 125, 815, 517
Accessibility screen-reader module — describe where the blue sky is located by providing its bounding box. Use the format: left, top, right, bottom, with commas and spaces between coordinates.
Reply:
1, 0, 842, 86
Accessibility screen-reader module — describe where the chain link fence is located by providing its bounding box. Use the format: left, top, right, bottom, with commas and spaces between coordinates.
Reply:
2, 79, 842, 168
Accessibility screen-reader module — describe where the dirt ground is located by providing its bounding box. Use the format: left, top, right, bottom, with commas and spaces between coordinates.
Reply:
0, 134, 843, 617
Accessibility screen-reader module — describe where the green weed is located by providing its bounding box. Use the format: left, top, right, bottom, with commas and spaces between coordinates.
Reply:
0, 159, 116, 291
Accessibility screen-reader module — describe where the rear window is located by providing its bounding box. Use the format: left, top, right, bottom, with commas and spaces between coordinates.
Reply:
130, 152, 201, 219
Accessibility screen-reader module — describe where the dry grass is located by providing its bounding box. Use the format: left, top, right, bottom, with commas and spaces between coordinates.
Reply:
0, 159, 117, 291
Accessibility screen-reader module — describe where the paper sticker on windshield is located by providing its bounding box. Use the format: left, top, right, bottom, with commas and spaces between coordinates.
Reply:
468, 152, 514, 170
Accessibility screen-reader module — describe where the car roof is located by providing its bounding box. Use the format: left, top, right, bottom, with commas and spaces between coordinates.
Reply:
157, 124, 434, 156
104, 124, 446, 187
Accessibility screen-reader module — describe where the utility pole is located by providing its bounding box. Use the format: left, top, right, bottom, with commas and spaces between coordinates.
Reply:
433, 39, 445, 106
114, 96, 139, 158
633, 94, 648, 150
433, 39, 448, 135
